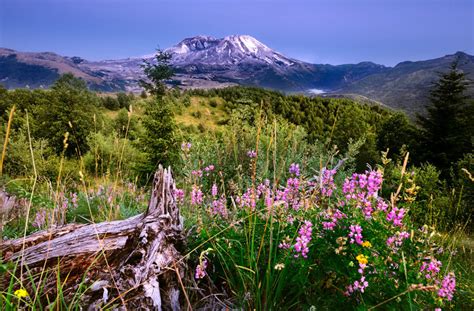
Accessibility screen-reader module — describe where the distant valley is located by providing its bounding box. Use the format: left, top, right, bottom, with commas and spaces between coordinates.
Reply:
1, 35, 473, 115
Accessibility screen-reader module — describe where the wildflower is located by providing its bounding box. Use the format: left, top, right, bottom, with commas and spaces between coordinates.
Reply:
191, 170, 203, 178
195, 259, 208, 279
321, 168, 337, 197
287, 177, 300, 189
386, 231, 410, 251
247, 150, 257, 158
71, 192, 78, 209
212, 197, 227, 217
211, 183, 218, 197
274, 263, 285, 270
289, 163, 300, 176
204, 165, 215, 174
346, 276, 369, 295
191, 186, 203, 205
294, 221, 313, 258
348, 224, 363, 245
356, 254, 368, 265
420, 258, 442, 280
386, 207, 406, 227
174, 188, 185, 203
181, 142, 192, 152
32, 209, 46, 228
437, 272, 456, 301
14, 288, 28, 298
362, 241, 372, 248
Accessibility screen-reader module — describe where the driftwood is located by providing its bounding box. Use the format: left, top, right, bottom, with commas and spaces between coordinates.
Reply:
1, 166, 186, 310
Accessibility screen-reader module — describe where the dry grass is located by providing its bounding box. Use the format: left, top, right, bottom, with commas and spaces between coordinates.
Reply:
175, 96, 227, 131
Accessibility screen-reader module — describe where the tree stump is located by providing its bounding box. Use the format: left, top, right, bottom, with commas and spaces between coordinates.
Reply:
1, 166, 186, 310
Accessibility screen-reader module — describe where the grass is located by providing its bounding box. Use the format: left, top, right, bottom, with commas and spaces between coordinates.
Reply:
175, 96, 228, 131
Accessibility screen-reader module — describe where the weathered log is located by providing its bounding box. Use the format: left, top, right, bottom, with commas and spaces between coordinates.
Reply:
1, 166, 185, 310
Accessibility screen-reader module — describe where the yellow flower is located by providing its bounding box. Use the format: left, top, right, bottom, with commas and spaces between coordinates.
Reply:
356, 254, 368, 265
14, 288, 28, 299
362, 241, 372, 248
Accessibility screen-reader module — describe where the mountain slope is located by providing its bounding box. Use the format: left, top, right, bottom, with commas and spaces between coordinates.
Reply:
1, 36, 473, 115
164, 35, 387, 91
336, 51, 474, 115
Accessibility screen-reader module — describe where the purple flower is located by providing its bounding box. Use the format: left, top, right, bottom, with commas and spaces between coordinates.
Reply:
294, 221, 313, 258
191, 186, 203, 205
174, 188, 185, 203
438, 272, 456, 301
32, 209, 47, 228
289, 163, 300, 176
71, 192, 78, 209
181, 142, 192, 152
420, 258, 442, 280
247, 150, 257, 158
386, 231, 410, 251
212, 197, 227, 217
348, 224, 363, 245
195, 259, 208, 279
211, 183, 218, 197
321, 168, 337, 197
191, 170, 203, 178
386, 207, 406, 227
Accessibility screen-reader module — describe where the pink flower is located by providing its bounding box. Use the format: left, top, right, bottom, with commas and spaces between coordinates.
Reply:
211, 184, 218, 197
437, 272, 456, 301
348, 224, 363, 245
195, 259, 208, 279
386, 207, 406, 227
247, 150, 257, 158
321, 168, 337, 197
420, 258, 442, 280
191, 186, 203, 205
294, 221, 313, 258
174, 188, 185, 203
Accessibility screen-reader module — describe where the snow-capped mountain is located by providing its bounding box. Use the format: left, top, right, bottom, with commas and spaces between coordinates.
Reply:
166, 35, 295, 67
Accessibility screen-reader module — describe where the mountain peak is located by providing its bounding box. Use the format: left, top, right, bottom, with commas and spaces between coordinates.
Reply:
166, 34, 294, 67
222, 35, 271, 54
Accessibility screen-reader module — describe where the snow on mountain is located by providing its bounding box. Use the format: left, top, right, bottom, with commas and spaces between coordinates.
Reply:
166, 35, 296, 67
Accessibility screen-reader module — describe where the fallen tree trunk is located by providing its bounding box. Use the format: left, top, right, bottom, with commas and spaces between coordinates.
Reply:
1, 166, 186, 310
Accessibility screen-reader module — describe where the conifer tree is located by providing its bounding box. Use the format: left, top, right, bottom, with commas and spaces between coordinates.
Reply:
138, 49, 179, 176
417, 61, 473, 176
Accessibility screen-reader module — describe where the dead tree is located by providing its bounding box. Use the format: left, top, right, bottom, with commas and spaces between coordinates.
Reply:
1, 166, 186, 310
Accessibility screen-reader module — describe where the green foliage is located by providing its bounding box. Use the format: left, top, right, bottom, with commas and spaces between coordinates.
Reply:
33, 74, 100, 156
83, 131, 146, 178
417, 61, 473, 176
377, 113, 420, 161
139, 49, 174, 97
138, 99, 179, 178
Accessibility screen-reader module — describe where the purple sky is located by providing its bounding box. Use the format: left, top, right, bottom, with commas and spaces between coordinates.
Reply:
1, 0, 473, 66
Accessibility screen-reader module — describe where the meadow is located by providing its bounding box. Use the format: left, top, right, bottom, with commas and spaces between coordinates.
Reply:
0, 75, 473, 309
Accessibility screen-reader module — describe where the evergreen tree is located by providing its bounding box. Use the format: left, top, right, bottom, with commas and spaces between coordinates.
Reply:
417, 61, 473, 176
138, 49, 179, 176
140, 99, 178, 174
139, 49, 174, 97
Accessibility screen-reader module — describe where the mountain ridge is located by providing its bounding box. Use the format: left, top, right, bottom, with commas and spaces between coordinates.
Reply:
1, 35, 473, 114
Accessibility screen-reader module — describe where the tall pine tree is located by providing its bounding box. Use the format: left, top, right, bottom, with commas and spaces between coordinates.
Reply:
138, 49, 179, 177
417, 61, 473, 176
